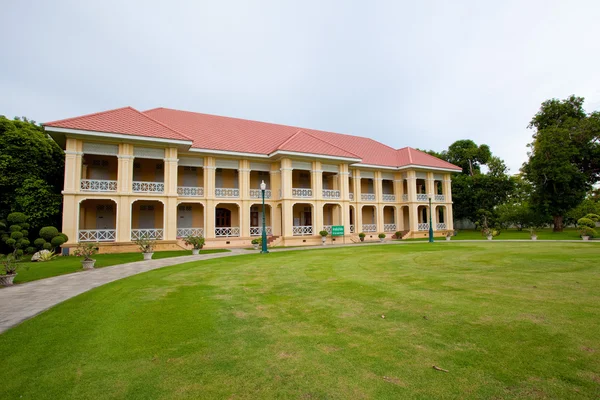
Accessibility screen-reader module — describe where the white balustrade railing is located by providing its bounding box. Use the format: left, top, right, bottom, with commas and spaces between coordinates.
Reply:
322, 225, 332, 234
361, 193, 376, 201
80, 179, 117, 192
177, 227, 204, 238
384, 223, 396, 232
382, 194, 396, 202
292, 188, 313, 198
350, 224, 355, 233
436, 223, 447, 230
215, 227, 240, 237
362, 224, 377, 232
322, 190, 341, 199
131, 229, 164, 240
79, 229, 116, 242
402, 194, 408, 202
293, 225, 313, 236
416, 194, 429, 202
177, 186, 204, 197
132, 181, 164, 193
249, 189, 272, 199
349, 193, 354, 201
418, 223, 429, 231
250, 226, 273, 236
215, 188, 240, 198
434, 194, 445, 202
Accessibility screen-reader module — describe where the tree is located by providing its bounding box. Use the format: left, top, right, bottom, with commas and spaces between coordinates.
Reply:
445, 140, 491, 176
522, 95, 600, 231
0, 116, 64, 230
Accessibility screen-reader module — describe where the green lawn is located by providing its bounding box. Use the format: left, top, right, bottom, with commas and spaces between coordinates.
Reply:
401, 227, 584, 241
1, 243, 599, 399
11, 249, 229, 284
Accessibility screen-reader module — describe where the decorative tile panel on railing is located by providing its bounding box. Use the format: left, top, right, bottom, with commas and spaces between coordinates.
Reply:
80, 179, 117, 192
250, 226, 273, 236
349, 193, 354, 201
132, 181, 164, 193
382, 194, 396, 202
434, 194, 445, 202
323, 225, 332, 234
402, 194, 408, 202
322, 190, 340, 199
417, 223, 429, 231
131, 229, 164, 240
361, 193, 376, 201
249, 189, 272, 199
362, 224, 377, 232
416, 194, 429, 202
177, 186, 204, 197
436, 223, 447, 230
79, 229, 116, 242
292, 225, 313, 236
292, 188, 313, 198
215, 227, 240, 237
177, 227, 204, 238
384, 224, 396, 232
215, 188, 240, 198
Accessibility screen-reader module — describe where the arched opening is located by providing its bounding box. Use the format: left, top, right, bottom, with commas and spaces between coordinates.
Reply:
361, 205, 377, 233
78, 199, 117, 242
131, 200, 164, 240
436, 206, 447, 230
177, 203, 204, 238
417, 205, 430, 231
292, 203, 313, 236
215, 203, 240, 237
322, 203, 342, 234
383, 206, 396, 232
250, 204, 272, 236
349, 205, 356, 233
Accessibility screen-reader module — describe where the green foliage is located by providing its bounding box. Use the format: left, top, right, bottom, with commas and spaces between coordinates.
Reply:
50, 236, 66, 248
358, 232, 366, 238
9, 224, 21, 232
251, 238, 260, 245
579, 226, 596, 238
0, 253, 19, 275
10, 231, 23, 240
36, 250, 58, 262
0, 117, 64, 228
5, 238, 16, 247
134, 235, 155, 253
577, 218, 596, 229
33, 238, 46, 248
73, 242, 99, 261
378, 233, 386, 239
7, 212, 27, 225
39, 226, 59, 241
522, 95, 600, 231
583, 213, 599, 222
565, 198, 600, 225
445, 140, 491, 176
318, 230, 329, 237
25, 246, 35, 255
183, 235, 205, 249
42, 242, 52, 250
394, 231, 403, 239
58, 233, 68, 242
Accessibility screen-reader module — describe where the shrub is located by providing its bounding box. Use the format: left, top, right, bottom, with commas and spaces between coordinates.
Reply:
394, 231, 403, 239
183, 235, 205, 249
7, 212, 27, 225
34, 238, 46, 248
36, 249, 58, 262
251, 238, 261, 245
10, 231, 23, 240
5, 238, 16, 247
378, 233, 386, 239
584, 213, 600, 223
25, 246, 35, 254
579, 226, 596, 238
9, 225, 21, 232
39, 226, 59, 241
358, 232, 366, 238
0, 254, 19, 275
15, 249, 23, 257
19, 239, 30, 248
73, 242, 98, 261
50, 235, 66, 248
42, 242, 53, 250
578, 217, 596, 229
58, 233, 69, 242
319, 230, 329, 237
134, 235, 155, 253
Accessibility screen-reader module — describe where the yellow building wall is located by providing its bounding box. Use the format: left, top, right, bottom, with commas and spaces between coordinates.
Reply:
131, 201, 164, 229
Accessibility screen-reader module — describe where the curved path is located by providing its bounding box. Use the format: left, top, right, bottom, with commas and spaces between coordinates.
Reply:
0, 239, 596, 334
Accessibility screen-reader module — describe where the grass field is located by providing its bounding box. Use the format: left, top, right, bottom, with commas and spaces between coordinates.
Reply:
401, 227, 585, 241
11, 249, 229, 284
1, 243, 599, 399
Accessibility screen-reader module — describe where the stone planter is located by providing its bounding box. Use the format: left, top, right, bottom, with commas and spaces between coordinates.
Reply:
192, 248, 200, 255
321, 237, 327, 245
82, 259, 96, 270
582, 236, 590, 241
0, 273, 17, 286
253, 243, 259, 250
143, 252, 154, 260
379, 238, 385, 243
359, 237, 365, 242
531, 235, 538, 241
486, 235, 493, 241
445, 236, 451, 241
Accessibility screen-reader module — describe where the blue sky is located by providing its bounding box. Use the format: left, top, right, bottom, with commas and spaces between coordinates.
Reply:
2, 0, 599, 173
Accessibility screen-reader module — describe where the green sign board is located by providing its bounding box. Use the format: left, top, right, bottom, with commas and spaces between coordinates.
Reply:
331, 225, 344, 236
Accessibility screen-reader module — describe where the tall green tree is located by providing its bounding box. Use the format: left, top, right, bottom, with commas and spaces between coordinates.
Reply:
0, 116, 64, 229
445, 140, 491, 176
521, 95, 600, 231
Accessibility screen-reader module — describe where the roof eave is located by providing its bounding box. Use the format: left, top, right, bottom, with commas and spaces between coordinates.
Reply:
44, 126, 194, 148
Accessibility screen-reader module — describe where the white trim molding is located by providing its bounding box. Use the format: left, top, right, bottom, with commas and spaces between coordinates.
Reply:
45, 126, 193, 146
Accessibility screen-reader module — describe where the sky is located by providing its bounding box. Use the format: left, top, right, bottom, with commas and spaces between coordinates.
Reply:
2, 0, 600, 173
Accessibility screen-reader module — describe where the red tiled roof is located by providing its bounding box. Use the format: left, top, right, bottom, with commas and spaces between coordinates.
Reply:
44, 106, 461, 171
44, 107, 192, 142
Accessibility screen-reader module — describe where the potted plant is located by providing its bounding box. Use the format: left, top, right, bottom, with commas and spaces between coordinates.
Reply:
73, 242, 99, 269
358, 232, 366, 242
135, 235, 156, 260
251, 238, 261, 250
319, 230, 329, 245
529, 227, 538, 241
394, 231, 403, 240
184, 235, 205, 255
578, 217, 597, 241
378, 233, 386, 242
0, 253, 19, 286
445, 231, 452, 241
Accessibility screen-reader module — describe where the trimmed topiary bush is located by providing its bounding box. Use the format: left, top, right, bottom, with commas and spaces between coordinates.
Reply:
50, 236, 66, 248
39, 226, 59, 241
34, 238, 46, 248
42, 242, 53, 250
25, 246, 35, 255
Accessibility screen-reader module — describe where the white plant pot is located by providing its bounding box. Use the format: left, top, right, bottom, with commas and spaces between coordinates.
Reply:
0, 273, 17, 286
379, 238, 385, 242
531, 235, 537, 241
192, 248, 200, 255
321, 237, 327, 245
82, 259, 96, 270
143, 252, 154, 260
253, 243, 259, 250
486, 236, 493, 241
446, 236, 451, 241
582, 236, 590, 241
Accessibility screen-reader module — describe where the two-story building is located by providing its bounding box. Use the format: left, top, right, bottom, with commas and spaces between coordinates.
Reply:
44, 106, 462, 252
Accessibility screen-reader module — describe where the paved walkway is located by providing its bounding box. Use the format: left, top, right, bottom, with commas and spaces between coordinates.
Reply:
0, 239, 597, 334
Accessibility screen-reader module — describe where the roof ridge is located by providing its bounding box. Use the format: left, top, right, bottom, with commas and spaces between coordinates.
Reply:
275, 129, 305, 150
137, 109, 193, 141
303, 130, 362, 159
44, 106, 134, 126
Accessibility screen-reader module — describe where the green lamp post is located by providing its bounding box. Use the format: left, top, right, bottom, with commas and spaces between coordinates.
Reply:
260, 180, 269, 253
428, 194, 434, 243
